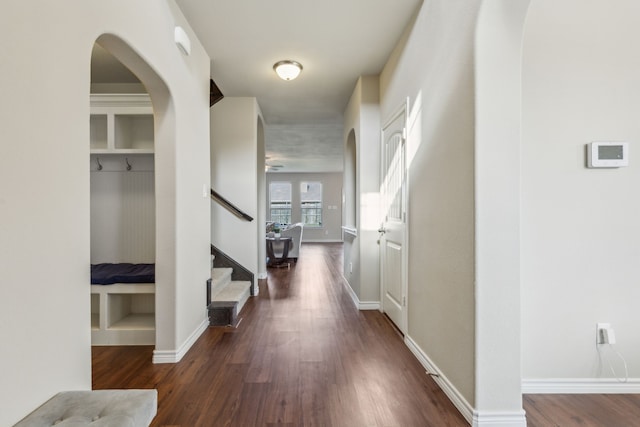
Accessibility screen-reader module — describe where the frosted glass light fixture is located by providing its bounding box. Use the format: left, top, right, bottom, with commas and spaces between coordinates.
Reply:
273, 60, 303, 81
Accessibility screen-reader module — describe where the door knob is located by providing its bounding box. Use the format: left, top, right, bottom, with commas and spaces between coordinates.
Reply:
378, 227, 386, 234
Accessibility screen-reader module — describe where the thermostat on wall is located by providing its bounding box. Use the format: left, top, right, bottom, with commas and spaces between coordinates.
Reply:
587, 142, 629, 168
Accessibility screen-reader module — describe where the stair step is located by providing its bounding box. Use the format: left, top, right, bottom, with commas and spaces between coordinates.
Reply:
212, 281, 251, 306
209, 280, 251, 327
211, 267, 232, 294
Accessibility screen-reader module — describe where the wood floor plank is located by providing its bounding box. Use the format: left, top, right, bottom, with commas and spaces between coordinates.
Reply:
92, 243, 640, 426
91, 243, 464, 426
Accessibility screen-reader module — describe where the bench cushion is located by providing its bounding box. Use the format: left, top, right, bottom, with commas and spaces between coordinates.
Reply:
14, 390, 157, 427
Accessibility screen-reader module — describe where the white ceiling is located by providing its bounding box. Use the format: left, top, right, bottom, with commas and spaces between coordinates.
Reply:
91, 1, 422, 172
175, 0, 422, 173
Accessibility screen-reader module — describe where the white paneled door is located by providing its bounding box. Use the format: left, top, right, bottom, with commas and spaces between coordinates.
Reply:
380, 103, 407, 334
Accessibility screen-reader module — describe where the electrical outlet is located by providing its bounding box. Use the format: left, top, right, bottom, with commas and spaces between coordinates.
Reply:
597, 323, 616, 345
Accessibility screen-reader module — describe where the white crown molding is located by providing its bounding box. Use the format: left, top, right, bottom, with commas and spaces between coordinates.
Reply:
90, 93, 152, 109
522, 378, 640, 394
152, 318, 208, 364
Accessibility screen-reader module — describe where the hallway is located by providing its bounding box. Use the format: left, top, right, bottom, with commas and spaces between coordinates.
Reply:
93, 243, 467, 426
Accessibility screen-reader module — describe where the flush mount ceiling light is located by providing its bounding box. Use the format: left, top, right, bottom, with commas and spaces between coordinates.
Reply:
273, 60, 303, 81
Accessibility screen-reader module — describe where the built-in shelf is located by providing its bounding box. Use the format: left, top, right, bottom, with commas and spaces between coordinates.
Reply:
91, 283, 155, 346
109, 313, 155, 330
89, 94, 156, 346
90, 94, 154, 154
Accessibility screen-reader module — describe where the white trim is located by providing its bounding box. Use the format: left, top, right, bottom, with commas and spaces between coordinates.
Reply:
341, 226, 357, 237
472, 411, 527, 427
341, 275, 380, 311
90, 93, 152, 109
379, 98, 409, 335
404, 335, 474, 424
302, 239, 343, 243
522, 378, 640, 394
358, 301, 381, 310
152, 318, 209, 364
257, 272, 267, 280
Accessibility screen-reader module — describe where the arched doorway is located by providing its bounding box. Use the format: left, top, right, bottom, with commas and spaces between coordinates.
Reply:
89, 41, 157, 346
90, 34, 174, 359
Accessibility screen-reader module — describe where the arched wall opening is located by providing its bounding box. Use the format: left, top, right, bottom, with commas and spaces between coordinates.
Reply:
342, 127, 359, 294
89, 41, 157, 346
344, 129, 357, 229
91, 33, 175, 356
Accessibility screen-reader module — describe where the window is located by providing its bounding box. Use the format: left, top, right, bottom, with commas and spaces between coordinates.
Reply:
269, 182, 291, 224
300, 181, 322, 227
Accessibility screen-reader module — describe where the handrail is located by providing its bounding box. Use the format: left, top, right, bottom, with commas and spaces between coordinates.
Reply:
210, 189, 254, 222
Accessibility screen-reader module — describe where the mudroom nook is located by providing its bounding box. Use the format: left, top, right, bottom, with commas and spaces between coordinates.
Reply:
89, 92, 157, 346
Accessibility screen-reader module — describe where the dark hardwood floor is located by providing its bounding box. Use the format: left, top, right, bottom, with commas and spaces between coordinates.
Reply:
93, 243, 467, 426
524, 394, 640, 427
93, 243, 640, 426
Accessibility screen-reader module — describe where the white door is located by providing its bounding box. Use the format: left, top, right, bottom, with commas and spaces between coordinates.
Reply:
380, 103, 407, 334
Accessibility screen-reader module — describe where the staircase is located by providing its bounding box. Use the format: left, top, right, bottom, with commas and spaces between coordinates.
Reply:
208, 267, 251, 327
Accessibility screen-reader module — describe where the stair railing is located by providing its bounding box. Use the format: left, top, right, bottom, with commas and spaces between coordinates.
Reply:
210, 188, 254, 222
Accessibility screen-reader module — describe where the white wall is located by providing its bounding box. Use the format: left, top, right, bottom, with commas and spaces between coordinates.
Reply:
210, 97, 261, 277
475, 1, 531, 422
379, 0, 479, 407
347, 1, 533, 422
522, 0, 640, 387
257, 119, 267, 280
343, 76, 381, 306
90, 156, 155, 263
266, 172, 344, 242
0, 1, 210, 424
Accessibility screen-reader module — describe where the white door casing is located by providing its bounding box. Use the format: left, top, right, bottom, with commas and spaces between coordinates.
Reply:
380, 101, 408, 334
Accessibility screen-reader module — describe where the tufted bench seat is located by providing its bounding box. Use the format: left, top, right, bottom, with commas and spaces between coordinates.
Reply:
13, 389, 157, 427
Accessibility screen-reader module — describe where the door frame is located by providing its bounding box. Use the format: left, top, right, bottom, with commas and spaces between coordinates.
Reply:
379, 98, 409, 334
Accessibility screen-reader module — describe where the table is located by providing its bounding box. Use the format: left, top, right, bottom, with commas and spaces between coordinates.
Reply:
266, 236, 292, 268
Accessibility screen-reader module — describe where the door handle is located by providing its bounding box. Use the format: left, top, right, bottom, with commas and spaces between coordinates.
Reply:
378, 226, 386, 234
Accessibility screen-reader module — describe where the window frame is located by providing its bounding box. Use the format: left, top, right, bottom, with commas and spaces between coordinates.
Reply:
269, 181, 292, 225
300, 181, 323, 228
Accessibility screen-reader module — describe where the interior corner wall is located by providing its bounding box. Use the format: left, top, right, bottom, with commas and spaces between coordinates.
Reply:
343, 76, 381, 305
210, 97, 260, 277
0, 1, 210, 424
521, 0, 640, 383
257, 116, 267, 280
378, 0, 478, 407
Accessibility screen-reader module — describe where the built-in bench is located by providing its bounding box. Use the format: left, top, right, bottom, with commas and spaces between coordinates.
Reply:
13, 389, 157, 427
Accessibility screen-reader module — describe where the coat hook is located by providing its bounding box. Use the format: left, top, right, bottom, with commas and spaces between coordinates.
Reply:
125, 158, 132, 171
96, 157, 103, 171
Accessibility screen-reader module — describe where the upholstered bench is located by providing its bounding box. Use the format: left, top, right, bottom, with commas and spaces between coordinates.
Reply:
13, 389, 157, 427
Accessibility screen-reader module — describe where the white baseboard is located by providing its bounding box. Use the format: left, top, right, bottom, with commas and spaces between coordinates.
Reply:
341, 275, 380, 310
152, 318, 209, 364
404, 335, 474, 424
358, 301, 381, 310
522, 378, 640, 394
471, 411, 527, 427
302, 239, 343, 243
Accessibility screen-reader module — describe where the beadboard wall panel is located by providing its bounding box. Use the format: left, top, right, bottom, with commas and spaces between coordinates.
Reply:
90, 166, 155, 264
